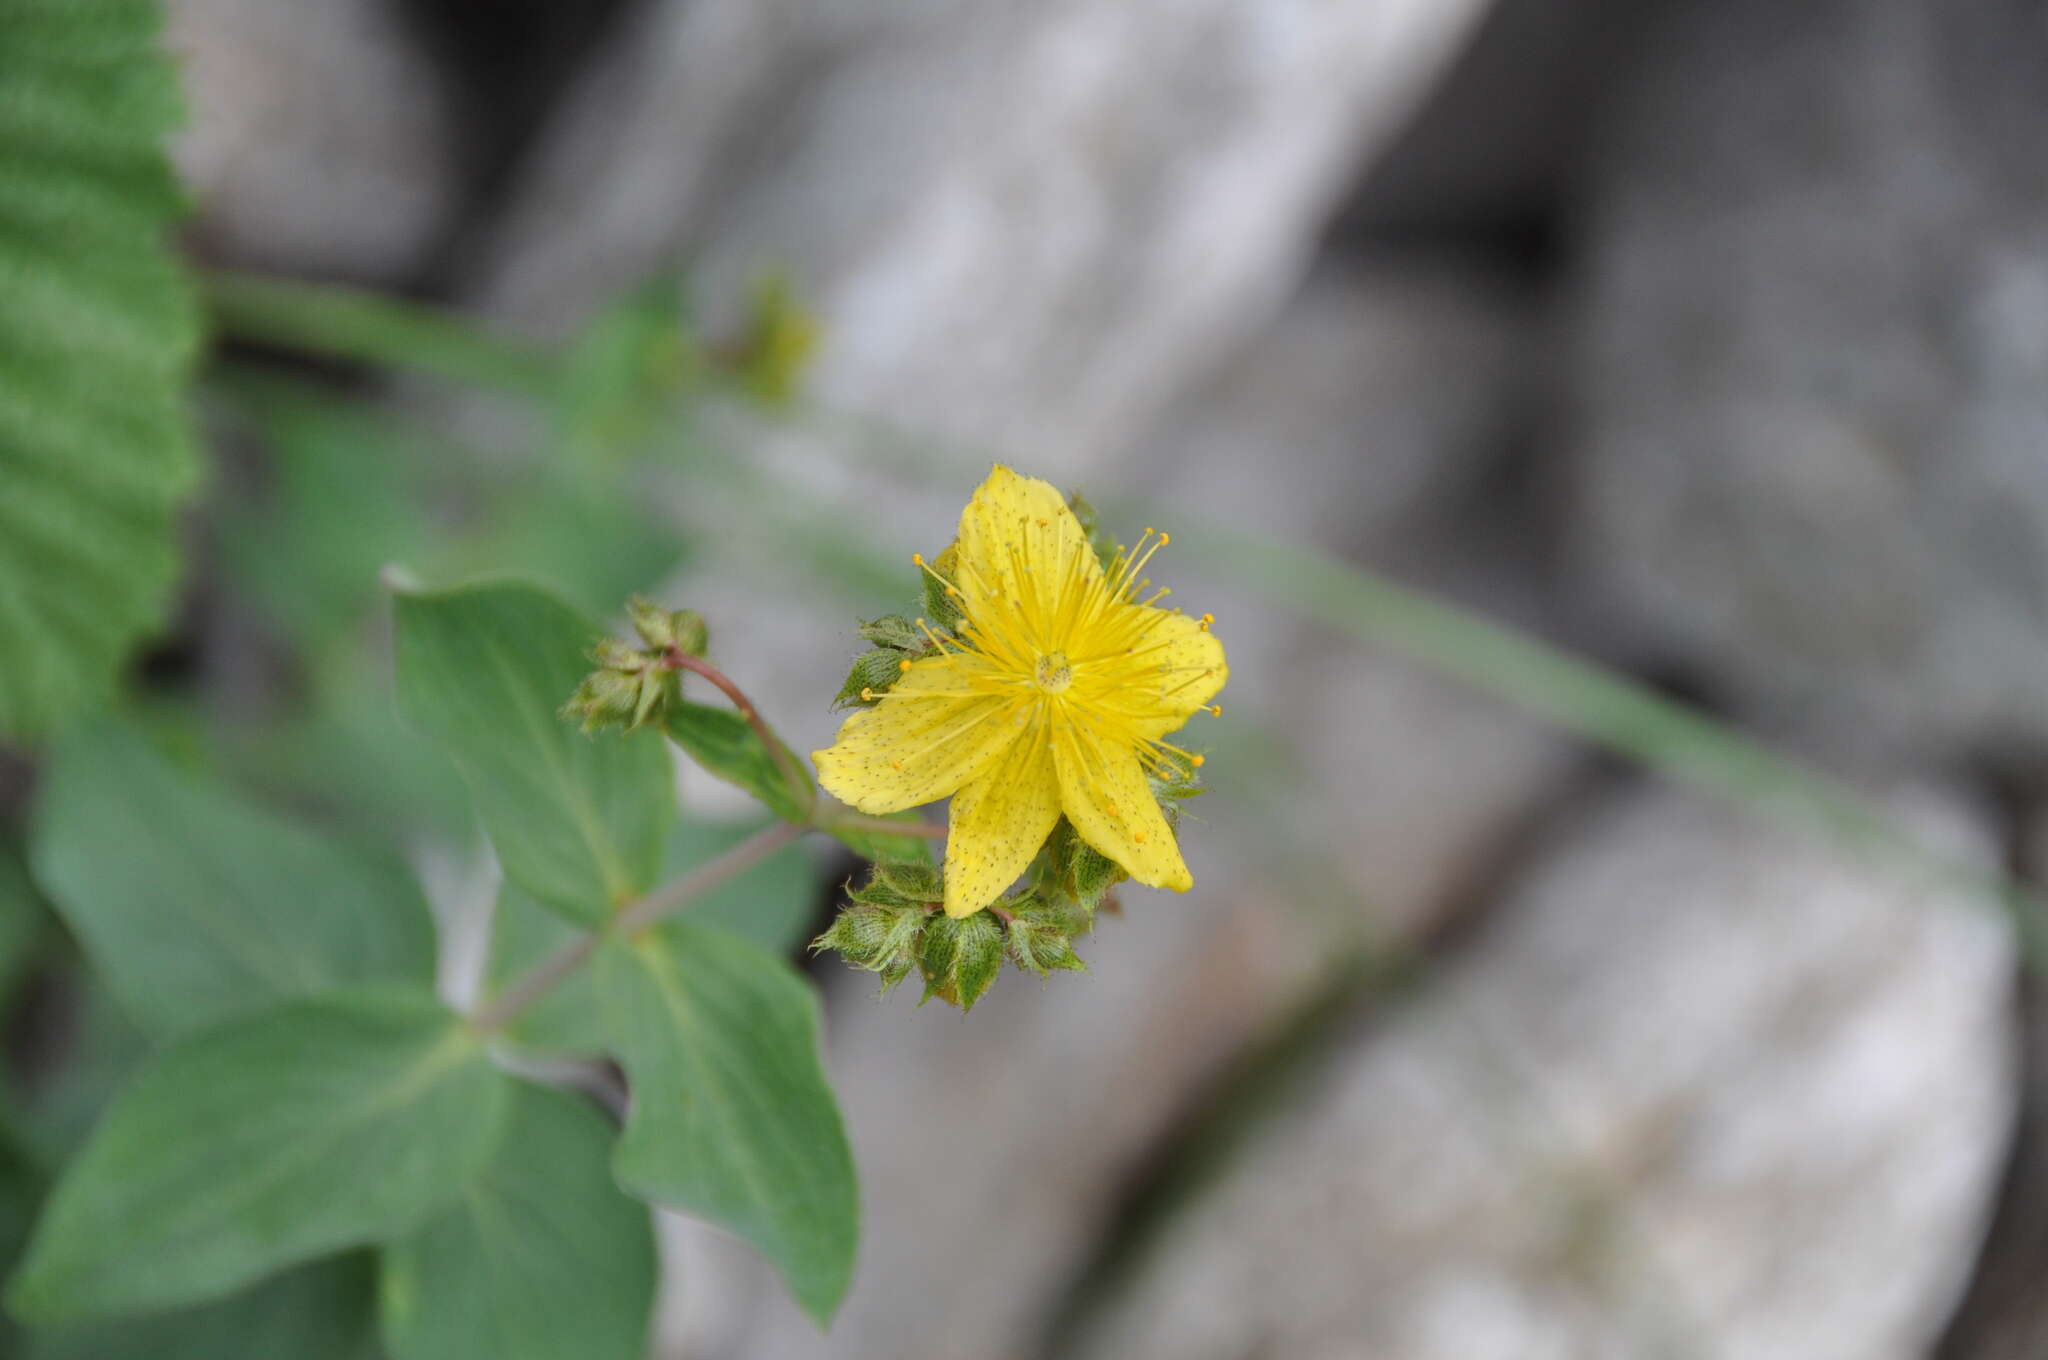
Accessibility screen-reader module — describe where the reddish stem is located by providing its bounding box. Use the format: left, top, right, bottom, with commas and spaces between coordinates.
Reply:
664, 648, 814, 814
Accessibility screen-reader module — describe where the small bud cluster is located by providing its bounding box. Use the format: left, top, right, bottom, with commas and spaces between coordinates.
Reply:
810, 786, 1207, 1010
561, 597, 710, 733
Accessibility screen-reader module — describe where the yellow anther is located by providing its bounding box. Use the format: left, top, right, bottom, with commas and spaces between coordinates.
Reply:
898, 658, 912, 672
890, 758, 905, 771
1157, 532, 1171, 546
912, 553, 925, 566
1207, 704, 1222, 717
1105, 802, 1119, 816
1133, 831, 1148, 844
860, 687, 875, 701
1199, 612, 1215, 631
1190, 753, 1206, 768
1035, 517, 1049, 527
946, 585, 960, 597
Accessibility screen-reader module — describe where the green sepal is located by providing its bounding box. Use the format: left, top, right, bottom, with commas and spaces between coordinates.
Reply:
1064, 491, 1118, 572
916, 911, 1003, 1011
833, 649, 910, 711
920, 545, 965, 633
855, 616, 926, 652
811, 901, 927, 996
1006, 909, 1088, 978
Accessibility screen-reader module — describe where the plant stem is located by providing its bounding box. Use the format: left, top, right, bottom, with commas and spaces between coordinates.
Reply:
665, 648, 817, 815
204, 270, 558, 392
471, 820, 807, 1035
615, 820, 808, 935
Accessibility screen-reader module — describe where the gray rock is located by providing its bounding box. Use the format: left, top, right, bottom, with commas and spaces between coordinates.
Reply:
1572, 0, 2048, 765
1068, 785, 2018, 1360
165, 0, 459, 284
466, 0, 1498, 471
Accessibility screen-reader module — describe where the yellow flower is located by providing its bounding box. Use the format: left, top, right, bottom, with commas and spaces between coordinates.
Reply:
814, 466, 1228, 918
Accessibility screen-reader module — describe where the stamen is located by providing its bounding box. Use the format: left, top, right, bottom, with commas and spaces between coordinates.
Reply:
1207, 704, 1222, 717
1133, 831, 1147, 843
860, 687, 874, 701
898, 658, 912, 672
1191, 753, 1206, 768
1199, 613, 1214, 632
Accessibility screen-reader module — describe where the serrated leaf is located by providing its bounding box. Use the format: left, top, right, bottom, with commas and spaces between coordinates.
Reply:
483, 817, 816, 1056
394, 579, 674, 925
595, 920, 856, 1325
0, 0, 201, 738
378, 1083, 655, 1360
29, 722, 434, 1038
27, 1255, 377, 1360
7, 987, 513, 1325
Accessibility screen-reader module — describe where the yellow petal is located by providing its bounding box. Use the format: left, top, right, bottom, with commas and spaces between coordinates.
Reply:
941, 721, 1062, 918
951, 465, 1104, 648
1052, 718, 1192, 892
1077, 603, 1228, 738
813, 654, 1021, 815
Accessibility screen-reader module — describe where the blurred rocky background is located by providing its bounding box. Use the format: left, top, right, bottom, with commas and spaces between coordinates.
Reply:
161, 0, 2048, 1355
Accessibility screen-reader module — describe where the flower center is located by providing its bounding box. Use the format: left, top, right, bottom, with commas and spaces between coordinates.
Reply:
1034, 650, 1074, 694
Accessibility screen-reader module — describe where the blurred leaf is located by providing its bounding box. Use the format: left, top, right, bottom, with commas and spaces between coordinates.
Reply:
394, 580, 674, 925
556, 277, 693, 465
7, 986, 511, 1325
0, 847, 48, 1004
216, 386, 429, 654
595, 920, 856, 1325
664, 699, 811, 823
483, 818, 817, 1056
29, 722, 434, 1039
9, 974, 149, 1175
451, 474, 684, 623
0, 0, 202, 739
28, 1254, 378, 1360
379, 1083, 655, 1360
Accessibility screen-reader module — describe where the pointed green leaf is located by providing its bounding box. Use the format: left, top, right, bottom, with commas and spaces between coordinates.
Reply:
7, 987, 512, 1325
0, 0, 202, 739
28, 1256, 377, 1360
664, 699, 811, 822
29, 723, 434, 1038
595, 921, 856, 1325
379, 1083, 655, 1360
395, 580, 674, 924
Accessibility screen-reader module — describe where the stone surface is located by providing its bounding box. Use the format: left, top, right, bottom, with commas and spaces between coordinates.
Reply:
1068, 784, 2018, 1360
465, 0, 1497, 472
1571, 0, 2048, 765
164, 0, 460, 284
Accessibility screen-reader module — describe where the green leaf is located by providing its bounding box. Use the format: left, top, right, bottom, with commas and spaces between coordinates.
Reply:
0, 0, 202, 739
379, 1083, 656, 1360
28, 723, 434, 1039
671, 819, 817, 956
483, 818, 817, 1056
27, 1255, 377, 1360
395, 579, 675, 924
7, 987, 512, 1325
595, 921, 857, 1325
664, 699, 811, 823
826, 812, 935, 866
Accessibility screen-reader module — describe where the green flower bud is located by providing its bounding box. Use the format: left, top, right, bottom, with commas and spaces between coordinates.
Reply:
917, 910, 1004, 1011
